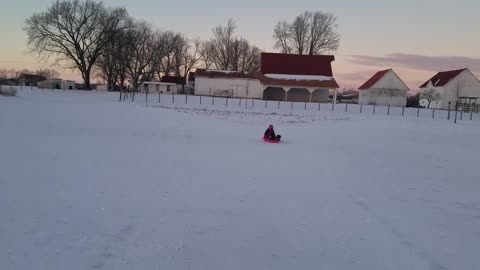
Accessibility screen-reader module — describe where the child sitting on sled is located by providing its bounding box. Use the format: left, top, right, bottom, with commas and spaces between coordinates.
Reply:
264, 125, 281, 141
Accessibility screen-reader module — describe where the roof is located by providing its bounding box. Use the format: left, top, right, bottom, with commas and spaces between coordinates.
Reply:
195, 69, 258, 79
161, 76, 186, 85
260, 75, 339, 88
358, 69, 391, 90
196, 68, 339, 88
261, 52, 335, 77
419, 68, 467, 88
143, 81, 176, 86
18, 74, 46, 81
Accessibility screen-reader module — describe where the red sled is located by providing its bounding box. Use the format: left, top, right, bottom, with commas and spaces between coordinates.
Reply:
263, 137, 281, 143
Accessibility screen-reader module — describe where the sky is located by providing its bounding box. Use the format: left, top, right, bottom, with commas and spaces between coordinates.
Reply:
1, 0, 480, 89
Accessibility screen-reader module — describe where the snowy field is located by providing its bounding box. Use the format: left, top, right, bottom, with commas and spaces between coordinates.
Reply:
1, 89, 480, 270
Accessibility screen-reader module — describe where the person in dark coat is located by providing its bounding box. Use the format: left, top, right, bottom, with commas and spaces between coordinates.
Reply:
264, 125, 281, 140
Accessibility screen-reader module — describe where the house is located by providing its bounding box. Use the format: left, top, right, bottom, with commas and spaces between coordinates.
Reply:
194, 52, 339, 101
358, 69, 409, 107
162, 76, 189, 94
419, 68, 480, 110
38, 79, 75, 90
138, 81, 178, 94
17, 74, 46, 86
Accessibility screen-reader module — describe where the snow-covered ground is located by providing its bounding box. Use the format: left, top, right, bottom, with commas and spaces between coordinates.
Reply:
1, 89, 480, 270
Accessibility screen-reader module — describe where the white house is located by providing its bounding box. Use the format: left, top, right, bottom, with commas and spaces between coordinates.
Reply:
138, 81, 178, 94
358, 69, 409, 107
38, 79, 76, 90
419, 68, 480, 110
194, 53, 339, 101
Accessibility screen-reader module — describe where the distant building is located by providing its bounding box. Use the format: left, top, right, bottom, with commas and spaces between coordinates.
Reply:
38, 79, 76, 90
17, 74, 46, 86
419, 68, 480, 110
138, 81, 178, 94
358, 69, 409, 107
194, 52, 339, 101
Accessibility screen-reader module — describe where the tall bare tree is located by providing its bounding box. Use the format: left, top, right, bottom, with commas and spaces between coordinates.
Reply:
211, 19, 236, 70
273, 11, 340, 55
24, 0, 128, 89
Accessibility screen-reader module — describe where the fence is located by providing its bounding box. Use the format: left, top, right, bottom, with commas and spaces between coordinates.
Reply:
138, 92, 479, 123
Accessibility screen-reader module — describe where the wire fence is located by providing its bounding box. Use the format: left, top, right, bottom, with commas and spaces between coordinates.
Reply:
5, 85, 479, 123
137, 91, 478, 123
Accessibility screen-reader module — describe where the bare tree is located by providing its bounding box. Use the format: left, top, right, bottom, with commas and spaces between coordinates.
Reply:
205, 19, 261, 72
211, 19, 236, 70
199, 41, 216, 69
420, 88, 440, 109
36, 69, 60, 79
24, 0, 128, 90
273, 11, 340, 55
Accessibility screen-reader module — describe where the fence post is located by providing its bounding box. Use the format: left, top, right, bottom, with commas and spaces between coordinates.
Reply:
158, 92, 161, 103
265, 100, 267, 108
145, 91, 148, 103
360, 103, 363, 113
172, 93, 175, 104
252, 99, 254, 108
470, 110, 473, 120
460, 109, 463, 120
331, 101, 335, 112
305, 102, 307, 110
417, 107, 420, 117
226, 97, 228, 106
448, 103, 451, 120
318, 103, 321, 111
291, 102, 293, 110
402, 106, 405, 117
278, 101, 280, 109
454, 106, 458, 124
373, 104, 376, 114
345, 103, 348, 112
432, 109, 435, 119
200, 95, 202, 105
239, 98, 241, 107
212, 96, 215, 105
387, 104, 390, 115
185, 94, 188, 104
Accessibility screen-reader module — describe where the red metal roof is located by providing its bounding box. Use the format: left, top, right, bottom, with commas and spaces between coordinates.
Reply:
419, 68, 467, 88
358, 69, 391, 90
260, 53, 335, 76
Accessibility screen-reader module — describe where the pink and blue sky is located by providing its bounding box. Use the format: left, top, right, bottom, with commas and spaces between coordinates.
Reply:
1, 0, 479, 89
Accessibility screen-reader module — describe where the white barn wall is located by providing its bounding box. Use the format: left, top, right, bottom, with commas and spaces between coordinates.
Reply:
195, 77, 263, 99
420, 70, 480, 110
359, 70, 408, 107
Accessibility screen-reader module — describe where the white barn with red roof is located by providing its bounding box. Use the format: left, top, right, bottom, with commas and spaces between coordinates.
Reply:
358, 69, 409, 107
419, 68, 480, 110
194, 53, 339, 102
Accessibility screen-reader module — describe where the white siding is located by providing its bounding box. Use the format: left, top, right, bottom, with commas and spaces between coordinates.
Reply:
420, 70, 480, 110
358, 70, 408, 107
195, 77, 263, 99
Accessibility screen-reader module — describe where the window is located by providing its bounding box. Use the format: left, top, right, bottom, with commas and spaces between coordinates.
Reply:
167, 85, 171, 92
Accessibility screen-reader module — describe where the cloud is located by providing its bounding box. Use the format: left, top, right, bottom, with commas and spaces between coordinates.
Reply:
347, 53, 480, 73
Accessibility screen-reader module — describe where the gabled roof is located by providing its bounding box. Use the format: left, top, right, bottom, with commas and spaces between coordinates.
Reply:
261, 53, 335, 77
419, 68, 467, 88
358, 69, 391, 90
161, 76, 186, 85
195, 69, 258, 79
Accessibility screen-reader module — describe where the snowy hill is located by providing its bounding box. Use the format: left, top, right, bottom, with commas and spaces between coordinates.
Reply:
1, 90, 479, 270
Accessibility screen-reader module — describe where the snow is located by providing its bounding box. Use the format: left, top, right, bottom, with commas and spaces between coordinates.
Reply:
1, 89, 480, 270
264, 73, 333, 81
